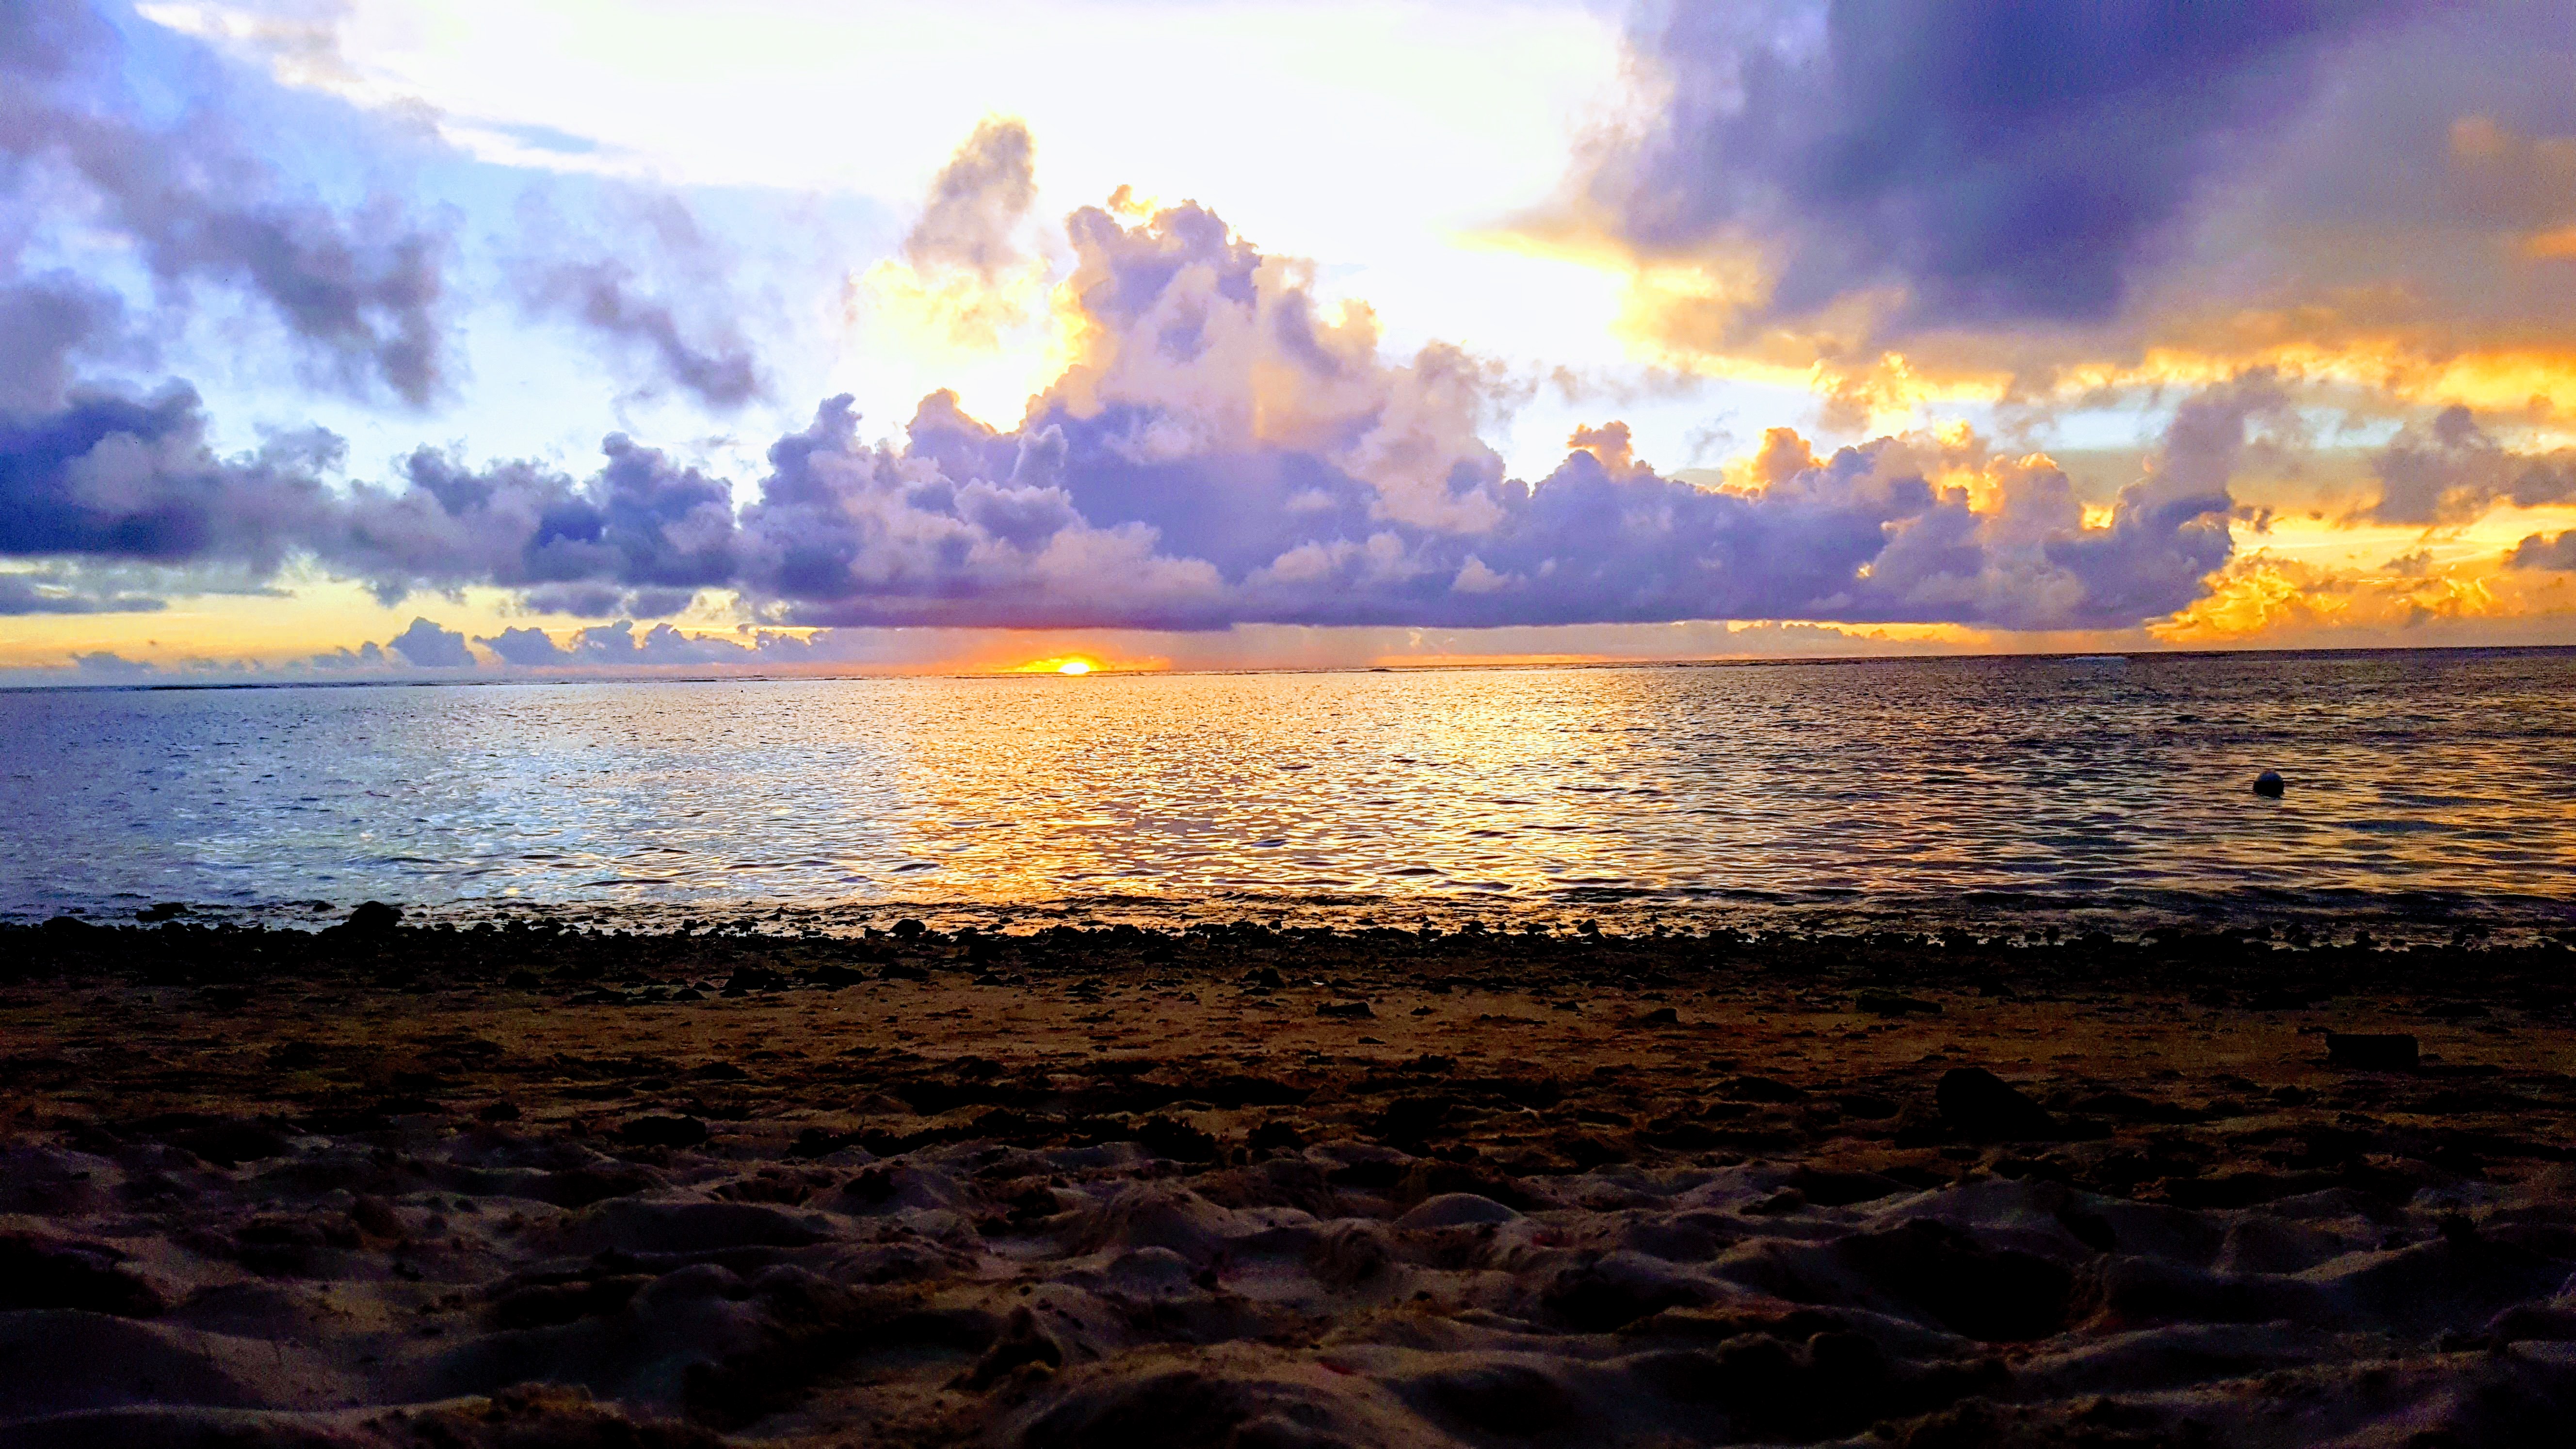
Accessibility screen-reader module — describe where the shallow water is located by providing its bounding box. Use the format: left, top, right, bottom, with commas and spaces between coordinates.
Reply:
2, 648, 2571, 933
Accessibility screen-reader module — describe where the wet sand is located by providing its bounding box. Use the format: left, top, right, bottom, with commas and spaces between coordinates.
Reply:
5, 916, 2576, 1446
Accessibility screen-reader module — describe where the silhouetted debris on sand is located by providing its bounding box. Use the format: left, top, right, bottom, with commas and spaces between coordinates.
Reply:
4, 917, 2576, 1445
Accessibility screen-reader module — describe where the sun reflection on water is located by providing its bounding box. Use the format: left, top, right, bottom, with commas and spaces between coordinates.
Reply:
1, 653, 2571, 932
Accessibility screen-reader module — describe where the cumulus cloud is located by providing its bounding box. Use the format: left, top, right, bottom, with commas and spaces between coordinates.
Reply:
2368, 406, 2576, 524
469, 619, 818, 670
387, 616, 471, 666
0, 377, 728, 620
0, 198, 2260, 634
0, 384, 336, 568
2510, 531, 2576, 571
723, 203, 2248, 631
2157, 541, 2575, 646
322, 434, 740, 609
69, 649, 160, 678
303, 639, 388, 670
476, 626, 566, 666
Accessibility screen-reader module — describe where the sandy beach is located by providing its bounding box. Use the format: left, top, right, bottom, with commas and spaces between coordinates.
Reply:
6, 915, 2576, 1447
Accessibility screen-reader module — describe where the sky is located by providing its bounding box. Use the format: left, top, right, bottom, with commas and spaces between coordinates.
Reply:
3, 0, 2574, 682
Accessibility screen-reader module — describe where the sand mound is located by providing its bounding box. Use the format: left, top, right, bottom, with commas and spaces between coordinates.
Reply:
12, 923, 2576, 1445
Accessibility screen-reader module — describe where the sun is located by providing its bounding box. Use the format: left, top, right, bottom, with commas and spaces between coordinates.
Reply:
1006, 653, 1107, 675
1003, 651, 1174, 675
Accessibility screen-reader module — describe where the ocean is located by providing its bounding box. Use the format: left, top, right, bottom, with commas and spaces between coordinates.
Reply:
3, 648, 2570, 937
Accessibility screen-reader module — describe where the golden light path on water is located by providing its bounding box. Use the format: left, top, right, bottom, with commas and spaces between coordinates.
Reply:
0, 653, 2571, 935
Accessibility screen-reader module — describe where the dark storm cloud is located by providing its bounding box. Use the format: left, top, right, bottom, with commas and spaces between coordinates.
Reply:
349, 435, 737, 606
1582, 0, 2395, 329
276, 432, 736, 615
0, 198, 2254, 632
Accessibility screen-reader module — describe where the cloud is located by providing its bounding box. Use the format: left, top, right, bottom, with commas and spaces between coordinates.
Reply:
214, 427, 736, 617
386, 615, 470, 666
71, 649, 159, 677
2368, 405, 2576, 524
1, 0, 453, 404
477, 626, 566, 666
0, 570, 165, 614
3, 2, 784, 417
0, 198, 2260, 635
0, 371, 734, 619
2510, 531, 2576, 571
0, 276, 128, 414
469, 620, 819, 670
303, 639, 388, 670
0, 384, 335, 568
862, 118, 1050, 351
1547, 2, 2576, 418
903, 117, 1038, 280
516, 258, 763, 410
1580, 0, 2382, 331
511, 193, 767, 409
2153, 542, 2576, 645
723, 202, 2248, 632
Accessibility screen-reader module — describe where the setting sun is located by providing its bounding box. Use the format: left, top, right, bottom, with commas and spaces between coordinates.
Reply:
1007, 653, 1111, 675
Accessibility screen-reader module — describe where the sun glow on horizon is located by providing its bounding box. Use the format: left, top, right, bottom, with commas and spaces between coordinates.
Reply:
1007, 653, 1113, 675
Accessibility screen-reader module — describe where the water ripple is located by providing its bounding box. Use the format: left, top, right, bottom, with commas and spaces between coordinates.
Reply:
0, 649, 2571, 935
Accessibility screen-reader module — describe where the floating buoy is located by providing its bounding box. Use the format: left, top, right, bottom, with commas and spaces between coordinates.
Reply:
2253, 770, 2285, 797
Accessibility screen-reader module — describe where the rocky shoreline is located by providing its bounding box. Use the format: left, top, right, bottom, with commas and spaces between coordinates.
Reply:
4, 916, 2576, 1446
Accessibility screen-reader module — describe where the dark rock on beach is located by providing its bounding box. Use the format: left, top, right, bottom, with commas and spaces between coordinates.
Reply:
338, 900, 403, 937
0, 1232, 165, 1317
1934, 1067, 2060, 1140
617, 1115, 711, 1148
2327, 1030, 2420, 1069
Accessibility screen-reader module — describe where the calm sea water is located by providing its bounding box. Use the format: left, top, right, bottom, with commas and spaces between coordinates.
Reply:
2, 650, 2570, 936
